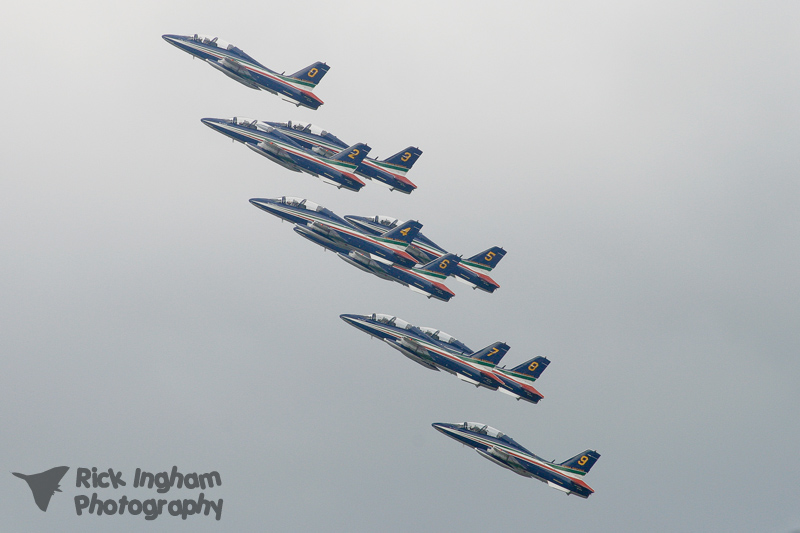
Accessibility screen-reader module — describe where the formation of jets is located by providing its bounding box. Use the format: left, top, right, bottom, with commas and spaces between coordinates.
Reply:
433, 422, 600, 498
249, 197, 502, 302
164, 33, 600, 499
340, 313, 549, 403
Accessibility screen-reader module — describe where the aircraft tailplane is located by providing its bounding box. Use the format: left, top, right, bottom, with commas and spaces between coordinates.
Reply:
471, 342, 510, 365
382, 147, 423, 171
510, 356, 550, 379
331, 143, 371, 165
381, 220, 423, 246
417, 253, 461, 277
289, 62, 330, 88
465, 247, 507, 271
559, 450, 600, 476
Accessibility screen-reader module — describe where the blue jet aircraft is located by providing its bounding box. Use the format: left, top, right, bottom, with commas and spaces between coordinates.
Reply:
163, 34, 329, 109
345, 214, 507, 293
261, 121, 422, 194
433, 422, 600, 498
249, 197, 460, 301
340, 313, 547, 400
203, 117, 370, 192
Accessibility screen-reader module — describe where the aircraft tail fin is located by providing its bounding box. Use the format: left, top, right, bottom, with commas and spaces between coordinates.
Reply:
380, 220, 423, 246
331, 143, 371, 165
417, 253, 461, 277
382, 147, 423, 171
559, 450, 600, 476
464, 247, 507, 272
471, 342, 510, 365
510, 356, 550, 379
289, 62, 330, 88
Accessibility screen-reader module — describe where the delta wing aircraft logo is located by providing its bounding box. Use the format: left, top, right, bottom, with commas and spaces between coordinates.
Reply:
13, 466, 70, 511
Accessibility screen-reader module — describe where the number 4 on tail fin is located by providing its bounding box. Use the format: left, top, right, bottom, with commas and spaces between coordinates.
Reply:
381, 220, 423, 246
471, 342, 510, 365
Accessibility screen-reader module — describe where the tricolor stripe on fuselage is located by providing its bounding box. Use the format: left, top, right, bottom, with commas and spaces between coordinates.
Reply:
209, 122, 363, 184
437, 425, 595, 488
347, 317, 499, 379
175, 38, 322, 105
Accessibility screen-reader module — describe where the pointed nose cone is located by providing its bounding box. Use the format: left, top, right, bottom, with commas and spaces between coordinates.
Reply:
339, 314, 360, 327
201, 118, 225, 133
162, 34, 184, 46
432, 423, 452, 435
249, 198, 274, 211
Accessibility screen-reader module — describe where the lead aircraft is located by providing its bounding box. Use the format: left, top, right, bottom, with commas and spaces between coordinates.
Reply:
340, 313, 548, 402
203, 117, 370, 192
345, 214, 507, 293
249, 198, 460, 301
262, 121, 422, 194
433, 422, 600, 498
163, 34, 329, 109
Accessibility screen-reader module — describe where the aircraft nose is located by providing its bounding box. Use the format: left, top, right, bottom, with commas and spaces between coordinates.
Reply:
162, 34, 182, 44
249, 198, 275, 211
432, 423, 451, 435
339, 314, 360, 326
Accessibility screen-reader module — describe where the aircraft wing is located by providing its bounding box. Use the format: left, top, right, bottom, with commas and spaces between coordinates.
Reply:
308, 220, 347, 244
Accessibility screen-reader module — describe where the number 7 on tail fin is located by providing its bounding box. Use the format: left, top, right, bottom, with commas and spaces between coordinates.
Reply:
471, 342, 511, 365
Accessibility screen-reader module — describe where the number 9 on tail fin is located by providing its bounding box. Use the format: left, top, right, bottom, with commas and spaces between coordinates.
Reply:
559, 450, 600, 475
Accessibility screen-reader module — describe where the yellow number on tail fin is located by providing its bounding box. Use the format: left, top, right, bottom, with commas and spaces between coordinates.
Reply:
348, 148, 360, 160
527, 361, 539, 372
400, 227, 411, 236
308, 67, 318, 78
401, 151, 412, 162
578, 456, 589, 466
486, 347, 499, 358
485, 251, 496, 262
439, 259, 450, 269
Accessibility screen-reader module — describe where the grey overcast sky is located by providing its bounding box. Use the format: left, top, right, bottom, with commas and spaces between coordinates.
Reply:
1, 1, 799, 531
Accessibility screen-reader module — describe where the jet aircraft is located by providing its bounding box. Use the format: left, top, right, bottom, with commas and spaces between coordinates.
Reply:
262, 121, 422, 194
340, 313, 548, 401
249, 197, 460, 301
203, 117, 370, 192
163, 34, 329, 109
433, 422, 600, 498
345, 214, 506, 293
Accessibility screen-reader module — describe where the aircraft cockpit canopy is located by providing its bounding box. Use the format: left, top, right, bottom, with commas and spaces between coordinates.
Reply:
189, 35, 262, 65
232, 116, 260, 129
420, 327, 472, 353
371, 314, 418, 331
461, 422, 531, 454
287, 122, 345, 146
373, 215, 399, 229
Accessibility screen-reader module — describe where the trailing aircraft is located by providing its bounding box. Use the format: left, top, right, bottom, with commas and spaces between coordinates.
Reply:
249, 198, 462, 300
433, 422, 600, 498
340, 313, 547, 400
345, 214, 506, 293
203, 117, 369, 192
262, 121, 422, 194
163, 34, 329, 109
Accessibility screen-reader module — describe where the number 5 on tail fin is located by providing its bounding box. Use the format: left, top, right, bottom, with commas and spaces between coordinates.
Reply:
288, 61, 330, 88
471, 342, 510, 365
464, 247, 506, 272
559, 450, 601, 476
